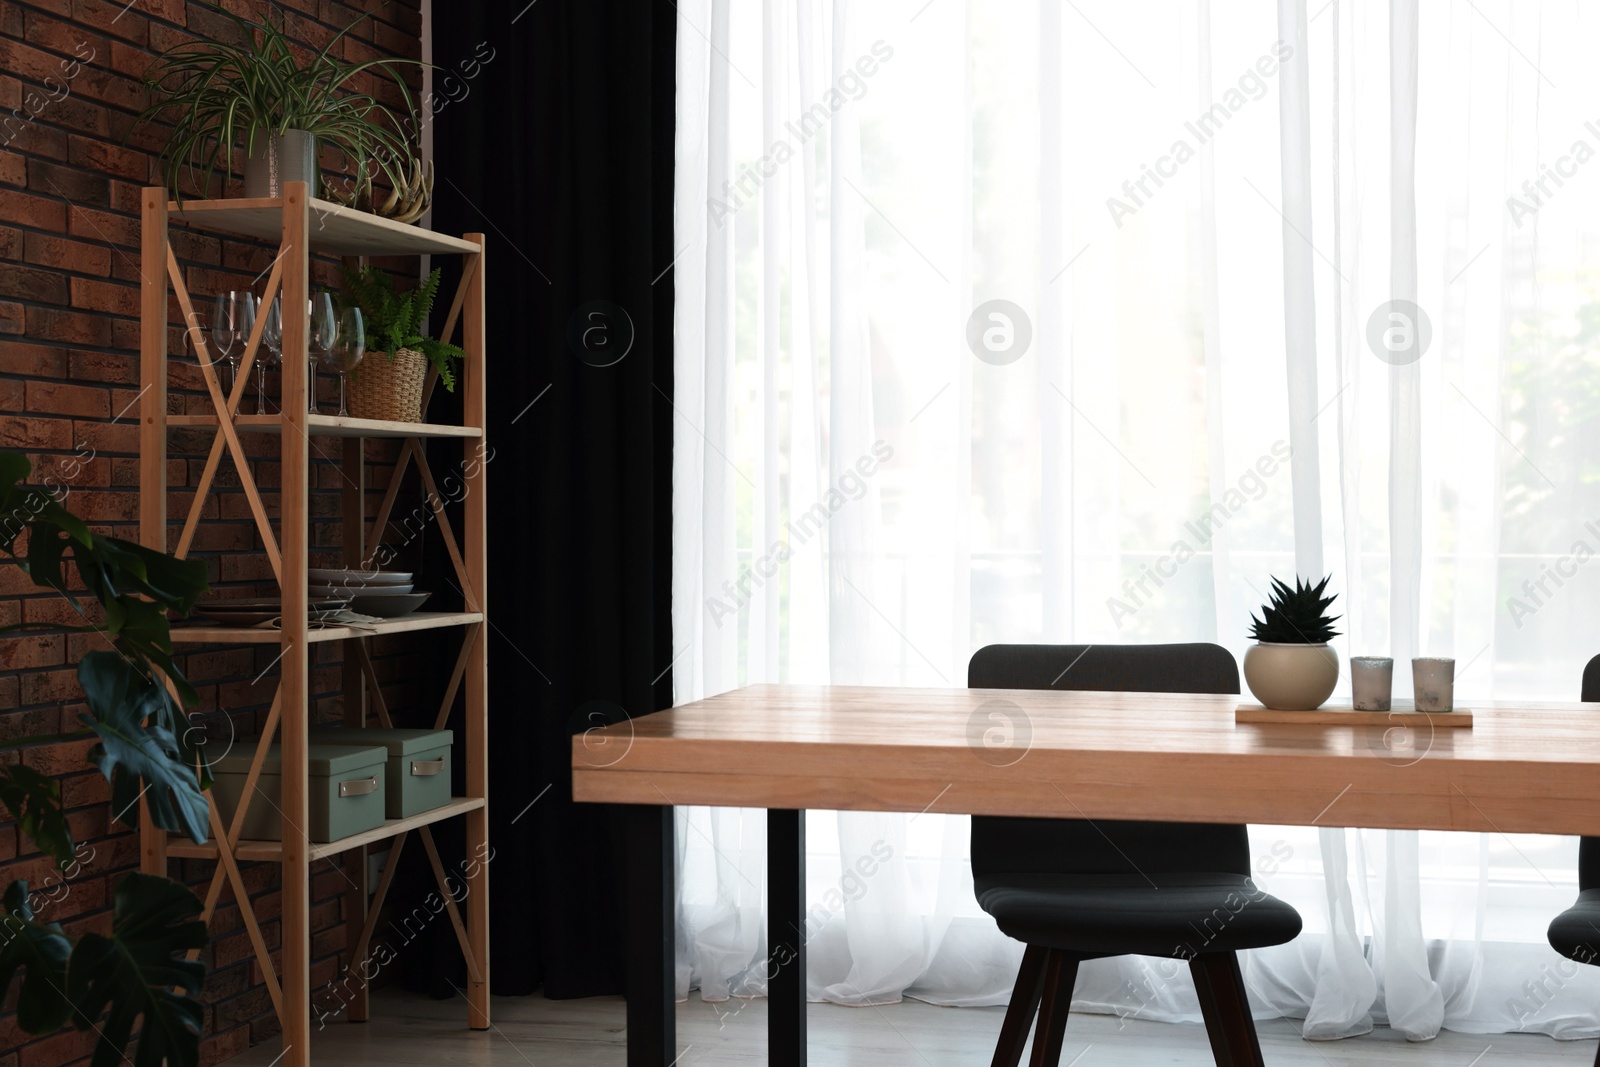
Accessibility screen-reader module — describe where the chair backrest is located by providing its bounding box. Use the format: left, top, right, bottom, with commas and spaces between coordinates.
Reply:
968, 643, 1250, 880
1581, 655, 1600, 891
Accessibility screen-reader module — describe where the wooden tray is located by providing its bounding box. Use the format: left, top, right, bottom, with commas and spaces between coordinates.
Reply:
1235, 701, 1473, 728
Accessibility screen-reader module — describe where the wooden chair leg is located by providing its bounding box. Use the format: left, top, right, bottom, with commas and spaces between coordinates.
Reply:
991, 945, 1048, 1067
1029, 950, 1079, 1067
1189, 952, 1265, 1067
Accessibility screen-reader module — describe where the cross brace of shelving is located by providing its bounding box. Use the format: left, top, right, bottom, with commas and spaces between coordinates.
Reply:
139, 183, 491, 1066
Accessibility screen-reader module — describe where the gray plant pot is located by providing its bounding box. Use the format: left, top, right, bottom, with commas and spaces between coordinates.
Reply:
243, 129, 318, 198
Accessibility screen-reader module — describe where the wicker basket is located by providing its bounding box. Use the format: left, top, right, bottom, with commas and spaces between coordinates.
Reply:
346, 348, 428, 423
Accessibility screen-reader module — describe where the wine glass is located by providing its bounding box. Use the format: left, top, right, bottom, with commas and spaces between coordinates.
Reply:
212, 291, 256, 397
322, 307, 365, 418
257, 296, 282, 414
309, 292, 337, 414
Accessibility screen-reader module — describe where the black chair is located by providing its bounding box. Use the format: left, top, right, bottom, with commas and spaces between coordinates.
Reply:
1545, 655, 1600, 1067
970, 643, 1303, 1067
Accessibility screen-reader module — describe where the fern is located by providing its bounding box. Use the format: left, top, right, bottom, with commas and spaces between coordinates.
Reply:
338, 265, 466, 391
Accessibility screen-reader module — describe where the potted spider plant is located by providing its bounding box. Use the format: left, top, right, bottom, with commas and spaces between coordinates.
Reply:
1242, 575, 1342, 710
135, 4, 420, 202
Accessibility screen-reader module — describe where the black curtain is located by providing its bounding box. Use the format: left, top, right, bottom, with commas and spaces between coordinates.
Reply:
429, 0, 677, 998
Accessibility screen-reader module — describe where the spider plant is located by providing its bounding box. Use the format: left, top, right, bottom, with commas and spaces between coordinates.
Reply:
135, 4, 421, 201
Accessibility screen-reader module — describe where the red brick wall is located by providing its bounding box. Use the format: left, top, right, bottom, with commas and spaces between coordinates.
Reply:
0, 2, 432, 1064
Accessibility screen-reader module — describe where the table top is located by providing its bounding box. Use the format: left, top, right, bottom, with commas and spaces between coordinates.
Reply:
571, 684, 1600, 836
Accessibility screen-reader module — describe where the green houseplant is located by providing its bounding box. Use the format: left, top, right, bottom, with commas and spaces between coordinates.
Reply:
135, 4, 421, 202
0, 453, 213, 1067
1243, 575, 1342, 711
339, 265, 466, 422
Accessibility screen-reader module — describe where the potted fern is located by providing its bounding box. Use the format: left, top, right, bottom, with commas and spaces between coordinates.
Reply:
340, 265, 466, 423
1243, 575, 1342, 710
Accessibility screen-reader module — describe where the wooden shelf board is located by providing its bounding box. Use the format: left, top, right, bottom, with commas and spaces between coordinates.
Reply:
170, 610, 483, 644
165, 413, 481, 439
170, 196, 479, 256
166, 796, 486, 862
1235, 702, 1474, 727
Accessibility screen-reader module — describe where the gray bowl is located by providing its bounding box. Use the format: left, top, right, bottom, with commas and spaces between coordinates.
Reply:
351, 591, 430, 619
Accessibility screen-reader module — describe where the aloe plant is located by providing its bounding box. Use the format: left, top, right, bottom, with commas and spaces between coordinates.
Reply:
0, 452, 212, 1067
134, 3, 421, 201
1249, 575, 1342, 644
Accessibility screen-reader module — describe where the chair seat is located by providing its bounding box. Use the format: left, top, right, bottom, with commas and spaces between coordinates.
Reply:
976, 872, 1302, 958
1548, 889, 1600, 963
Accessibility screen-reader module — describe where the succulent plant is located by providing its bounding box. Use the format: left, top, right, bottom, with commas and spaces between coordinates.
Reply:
1249, 575, 1341, 644
323, 154, 435, 224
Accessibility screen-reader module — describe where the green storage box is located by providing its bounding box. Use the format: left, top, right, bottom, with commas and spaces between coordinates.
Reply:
306, 727, 453, 819
212, 743, 388, 844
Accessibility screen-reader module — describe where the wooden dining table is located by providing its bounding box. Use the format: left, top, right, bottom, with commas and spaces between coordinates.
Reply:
570, 683, 1600, 1066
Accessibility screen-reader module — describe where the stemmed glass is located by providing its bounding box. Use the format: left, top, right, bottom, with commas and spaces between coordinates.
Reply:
308, 292, 338, 414
257, 296, 282, 414
322, 307, 365, 418
212, 291, 257, 396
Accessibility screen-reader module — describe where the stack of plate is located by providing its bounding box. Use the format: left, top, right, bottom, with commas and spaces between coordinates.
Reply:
307, 568, 430, 619
191, 597, 351, 626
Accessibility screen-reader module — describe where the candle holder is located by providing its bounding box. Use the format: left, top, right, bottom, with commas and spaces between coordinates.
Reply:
1412, 657, 1456, 712
1350, 657, 1394, 711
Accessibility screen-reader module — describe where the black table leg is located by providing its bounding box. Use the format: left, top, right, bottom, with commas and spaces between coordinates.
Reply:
768, 808, 806, 1066
626, 804, 675, 1067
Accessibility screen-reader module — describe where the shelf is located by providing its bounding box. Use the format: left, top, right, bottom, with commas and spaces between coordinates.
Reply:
170, 610, 483, 644
166, 413, 482, 439
144, 190, 489, 1054
169, 195, 480, 257
166, 796, 485, 863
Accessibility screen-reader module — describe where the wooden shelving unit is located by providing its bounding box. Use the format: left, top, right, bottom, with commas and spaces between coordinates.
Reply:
140, 181, 490, 1065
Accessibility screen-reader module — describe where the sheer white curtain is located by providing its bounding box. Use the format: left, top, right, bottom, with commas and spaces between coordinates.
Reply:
672, 0, 1600, 1040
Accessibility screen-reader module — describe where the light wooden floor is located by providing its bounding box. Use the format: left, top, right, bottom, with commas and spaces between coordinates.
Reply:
224, 988, 1597, 1066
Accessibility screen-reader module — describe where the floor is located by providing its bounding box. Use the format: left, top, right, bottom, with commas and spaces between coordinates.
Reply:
226, 989, 1596, 1066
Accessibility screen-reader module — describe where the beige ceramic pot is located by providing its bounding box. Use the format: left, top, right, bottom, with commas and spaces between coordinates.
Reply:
1242, 642, 1339, 710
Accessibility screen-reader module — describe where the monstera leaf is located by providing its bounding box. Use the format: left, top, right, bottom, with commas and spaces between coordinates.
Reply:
0, 882, 73, 1034
0, 452, 212, 1052
78, 653, 210, 844
68, 873, 206, 1067
0, 767, 73, 869
3, 452, 207, 709
22, 523, 205, 708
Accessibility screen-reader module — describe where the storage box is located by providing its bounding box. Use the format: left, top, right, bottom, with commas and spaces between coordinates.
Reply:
306, 727, 453, 819
212, 743, 388, 844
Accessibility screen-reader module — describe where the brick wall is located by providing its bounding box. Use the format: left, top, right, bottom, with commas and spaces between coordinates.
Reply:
0, 2, 437, 1064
